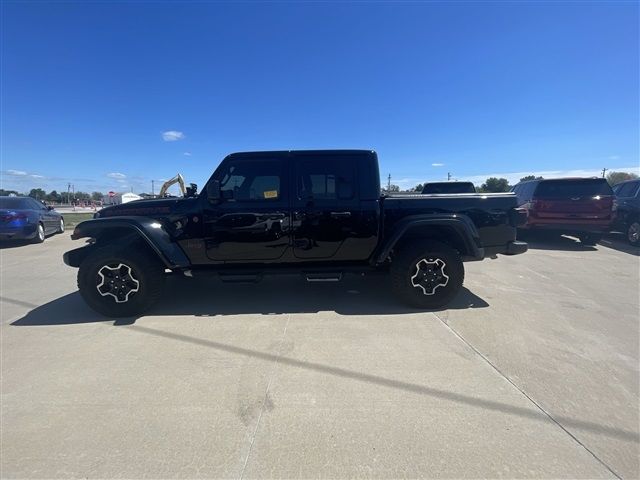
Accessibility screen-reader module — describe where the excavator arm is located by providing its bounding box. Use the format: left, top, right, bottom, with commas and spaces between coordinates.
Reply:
158, 174, 186, 197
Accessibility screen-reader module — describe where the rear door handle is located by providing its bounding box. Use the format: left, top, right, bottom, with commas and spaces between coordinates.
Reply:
330, 211, 351, 218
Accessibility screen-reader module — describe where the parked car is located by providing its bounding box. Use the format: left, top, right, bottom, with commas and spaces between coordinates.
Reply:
64, 149, 527, 317
421, 182, 476, 194
0, 196, 64, 243
511, 178, 615, 244
612, 179, 640, 246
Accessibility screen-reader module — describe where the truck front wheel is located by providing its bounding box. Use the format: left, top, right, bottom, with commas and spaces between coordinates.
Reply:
391, 241, 464, 309
77, 247, 165, 318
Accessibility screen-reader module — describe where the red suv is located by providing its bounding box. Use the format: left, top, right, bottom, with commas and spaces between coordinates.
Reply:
511, 178, 616, 245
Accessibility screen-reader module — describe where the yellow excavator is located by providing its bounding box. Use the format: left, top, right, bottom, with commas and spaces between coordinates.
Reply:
158, 174, 198, 198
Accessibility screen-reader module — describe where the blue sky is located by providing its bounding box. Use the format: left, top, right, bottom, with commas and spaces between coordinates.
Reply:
1, 1, 638, 194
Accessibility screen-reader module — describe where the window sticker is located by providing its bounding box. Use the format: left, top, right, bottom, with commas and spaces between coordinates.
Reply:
264, 190, 279, 199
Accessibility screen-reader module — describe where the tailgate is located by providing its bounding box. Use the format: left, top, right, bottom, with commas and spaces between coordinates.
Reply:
534, 196, 614, 219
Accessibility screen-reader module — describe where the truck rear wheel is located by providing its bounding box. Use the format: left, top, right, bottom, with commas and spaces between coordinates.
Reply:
77, 247, 165, 318
391, 241, 464, 309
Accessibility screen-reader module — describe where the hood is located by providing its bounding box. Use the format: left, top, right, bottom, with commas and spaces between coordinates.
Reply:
98, 197, 186, 218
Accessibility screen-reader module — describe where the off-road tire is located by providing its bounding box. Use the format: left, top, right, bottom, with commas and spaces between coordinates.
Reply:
32, 223, 45, 243
627, 219, 640, 247
77, 246, 165, 317
391, 240, 464, 309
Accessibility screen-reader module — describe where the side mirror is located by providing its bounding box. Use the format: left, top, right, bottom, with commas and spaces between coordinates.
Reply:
186, 183, 198, 197
207, 180, 221, 201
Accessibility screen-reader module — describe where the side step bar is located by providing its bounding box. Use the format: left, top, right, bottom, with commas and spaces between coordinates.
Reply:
218, 273, 262, 283
304, 272, 343, 282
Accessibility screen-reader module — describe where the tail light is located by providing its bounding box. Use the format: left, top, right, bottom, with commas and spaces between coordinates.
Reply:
612, 199, 618, 212
1, 212, 28, 222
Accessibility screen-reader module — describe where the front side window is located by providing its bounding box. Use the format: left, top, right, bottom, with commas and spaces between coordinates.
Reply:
217, 159, 285, 201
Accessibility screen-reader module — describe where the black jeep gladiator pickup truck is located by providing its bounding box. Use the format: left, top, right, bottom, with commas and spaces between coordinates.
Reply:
64, 150, 527, 317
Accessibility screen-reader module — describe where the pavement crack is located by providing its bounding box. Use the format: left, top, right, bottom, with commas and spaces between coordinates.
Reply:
238, 314, 291, 480
432, 311, 623, 480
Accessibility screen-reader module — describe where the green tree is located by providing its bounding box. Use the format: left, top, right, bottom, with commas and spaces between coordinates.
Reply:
519, 175, 543, 182
480, 177, 511, 193
0, 189, 20, 196
606, 171, 638, 186
91, 191, 103, 202
414, 183, 424, 192
46, 190, 62, 203
28, 188, 47, 200
74, 191, 91, 201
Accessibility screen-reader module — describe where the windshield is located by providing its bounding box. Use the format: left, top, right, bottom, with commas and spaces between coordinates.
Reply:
533, 179, 613, 198
422, 182, 476, 194
0, 197, 32, 209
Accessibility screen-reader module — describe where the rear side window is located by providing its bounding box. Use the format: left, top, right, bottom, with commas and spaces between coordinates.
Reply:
296, 158, 356, 200
533, 179, 613, 198
615, 181, 640, 198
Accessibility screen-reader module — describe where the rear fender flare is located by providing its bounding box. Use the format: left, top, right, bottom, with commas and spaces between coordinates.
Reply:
374, 214, 484, 264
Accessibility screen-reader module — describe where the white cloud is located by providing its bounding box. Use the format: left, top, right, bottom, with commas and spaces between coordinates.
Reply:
162, 130, 185, 142
608, 155, 620, 160
7, 169, 27, 176
30, 174, 44, 179
431, 163, 445, 167
183, 151, 192, 156
107, 172, 126, 179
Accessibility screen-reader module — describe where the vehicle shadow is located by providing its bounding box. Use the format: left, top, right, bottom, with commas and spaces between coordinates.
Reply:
598, 232, 640, 257
520, 233, 597, 252
0, 239, 32, 250
11, 275, 489, 327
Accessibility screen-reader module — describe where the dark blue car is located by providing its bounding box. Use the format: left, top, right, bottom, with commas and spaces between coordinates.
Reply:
0, 196, 64, 243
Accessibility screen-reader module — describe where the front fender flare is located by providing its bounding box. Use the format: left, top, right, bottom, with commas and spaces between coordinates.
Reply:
67, 217, 190, 269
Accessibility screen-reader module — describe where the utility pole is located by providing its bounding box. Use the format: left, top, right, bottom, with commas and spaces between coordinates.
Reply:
152, 180, 155, 196
447, 172, 452, 181
387, 174, 391, 192
67, 183, 71, 205
601, 168, 608, 178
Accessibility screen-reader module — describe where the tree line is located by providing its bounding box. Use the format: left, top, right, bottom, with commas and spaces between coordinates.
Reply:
0, 188, 105, 203
382, 171, 638, 194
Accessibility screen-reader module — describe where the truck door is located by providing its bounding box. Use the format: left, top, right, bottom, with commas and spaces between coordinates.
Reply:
202, 156, 291, 262
291, 155, 361, 260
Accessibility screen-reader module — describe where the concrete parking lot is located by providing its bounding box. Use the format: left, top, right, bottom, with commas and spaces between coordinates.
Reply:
1, 232, 638, 479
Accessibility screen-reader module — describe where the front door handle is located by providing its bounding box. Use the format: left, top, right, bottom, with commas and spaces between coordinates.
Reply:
330, 211, 351, 218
